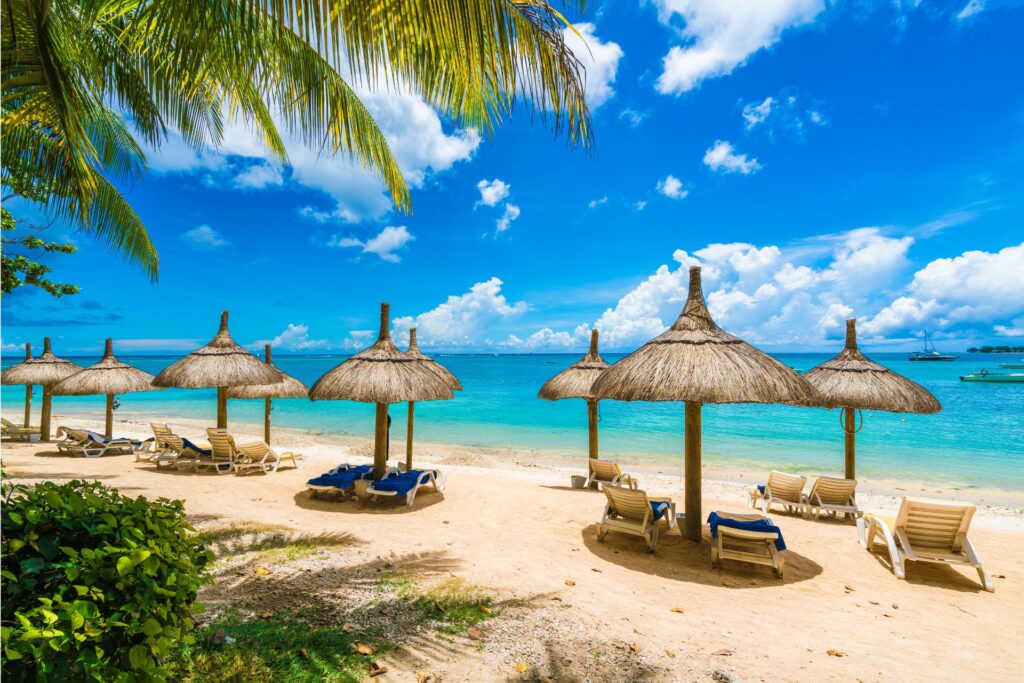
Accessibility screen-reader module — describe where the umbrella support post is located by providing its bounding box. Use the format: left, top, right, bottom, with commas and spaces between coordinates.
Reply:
684, 401, 702, 542
40, 387, 52, 442
844, 408, 856, 480
105, 394, 114, 439
216, 387, 227, 429
264, 398, 272, 445
374, 403, 389, 480
406, 402, 415, 472
24, 385, 32, 427
587, 399, 599, 459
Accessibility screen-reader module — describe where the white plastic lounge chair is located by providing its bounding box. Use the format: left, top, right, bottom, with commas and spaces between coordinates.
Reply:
55, 427, 137, 458
233, 441, 305, 475
55, 427, 89, 453
803, 476, 860, 520
709, 511, 785, 578
585, 459, 638, 490
749, 471, 808, 516
193, 428, 238, 475
366, 469, 446, 507
153, 435, 208, 470
136, 423, 172, 462
597, 485, 675, 552
860, 497, 993, 592
2, 417, 39, 441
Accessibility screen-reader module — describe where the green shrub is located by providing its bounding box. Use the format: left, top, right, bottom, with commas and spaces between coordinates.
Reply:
1, 479, 212, 681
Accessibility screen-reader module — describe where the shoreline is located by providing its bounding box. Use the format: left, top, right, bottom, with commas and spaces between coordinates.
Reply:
30, 407, 1024, 527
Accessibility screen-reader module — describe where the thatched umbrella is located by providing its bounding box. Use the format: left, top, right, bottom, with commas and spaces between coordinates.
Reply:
50, 338, 161, 438
804, 318, 941, 479
538, 329, 609, 460
226, 344, 309, 445
404, 327, 461, 470
151, 311, 282, 428
1, 343, 34, 428
0, 338, 83, 441
309, 304, 454, 479
592, 267, 820, 542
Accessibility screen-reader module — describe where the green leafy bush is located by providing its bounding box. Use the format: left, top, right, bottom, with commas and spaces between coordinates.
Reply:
1, 479, 212, 681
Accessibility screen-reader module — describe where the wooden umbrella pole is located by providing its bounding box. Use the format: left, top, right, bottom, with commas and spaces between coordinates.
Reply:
22, 344, 32, 427
844, 407, 856, 480
406, 401, 415, 472
684, 401, 702, 542
264, 397, 272, 445
373, 402, 389, 480
105, 394, 114, 439
40, 386, 52, 442
217, 387, 227, 429
587, 398, 599, 459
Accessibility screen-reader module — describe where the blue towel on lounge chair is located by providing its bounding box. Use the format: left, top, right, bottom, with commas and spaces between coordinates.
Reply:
181, 437, 212, 456
756, 484, 766, 494
650, 501, 671, 520
85, 430, 143, 447
307, 464, 372, 490
369, 469, 434, 497
707, 512, 786, 551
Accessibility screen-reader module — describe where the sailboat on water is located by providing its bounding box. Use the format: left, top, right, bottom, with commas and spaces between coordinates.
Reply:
907, 331, 957, 361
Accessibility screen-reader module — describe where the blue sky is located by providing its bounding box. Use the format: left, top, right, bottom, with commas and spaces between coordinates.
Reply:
4, 0, 1024, 356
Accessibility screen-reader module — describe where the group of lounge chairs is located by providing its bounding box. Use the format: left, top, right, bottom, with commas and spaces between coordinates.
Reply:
2, 417, 41, 441
590, 460, 993, 591
307, 462, 446, 507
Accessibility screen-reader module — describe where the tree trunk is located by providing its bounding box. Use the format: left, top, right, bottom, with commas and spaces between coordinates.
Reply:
23, 385, 33, 427
105, 394, 114, 439
40, 387, 52, 442
406, 401, 415, 472
684, 402, 702, 542
264, 398, 272, 445
373, 403, 389, 480
587, 399, 599, 459
844, 407, 856, 480
217, 387, 227, 429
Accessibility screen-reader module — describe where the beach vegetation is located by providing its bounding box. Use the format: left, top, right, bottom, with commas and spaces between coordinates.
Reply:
414, 578, 496, 635
2, 0, 591, 280
201, 523, 355, 563
1, 479, 211, 681
967, 345, 1024, 353
1, 202, 78, 299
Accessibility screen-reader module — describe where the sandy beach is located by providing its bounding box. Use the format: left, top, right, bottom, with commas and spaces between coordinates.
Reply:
3, 413, 1023, 682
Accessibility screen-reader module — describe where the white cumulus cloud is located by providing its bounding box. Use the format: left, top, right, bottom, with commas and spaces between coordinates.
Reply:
252, 323, 329, 351
563, 23, 624, 109
329, 225, 414, 263
181, 225, 228, 250
391, 278, 529, 348
703, 140, 762, 175
495, 204, 521, 235
476, 178, 511, 207
656, 175, 688, 199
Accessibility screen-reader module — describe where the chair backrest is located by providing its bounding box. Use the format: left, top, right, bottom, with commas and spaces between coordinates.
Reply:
206, 429, 237, 460
237, 441, 272, 461
58, 427, 89, 442
589, 459, 622, 482
766, 471, 807, 503
164, 434, 186, 454
150, 423, 173, 447
895, 498, 976, 552
808, 476, 857, 505
2, 417, 16, 429
603, 485, 652, 523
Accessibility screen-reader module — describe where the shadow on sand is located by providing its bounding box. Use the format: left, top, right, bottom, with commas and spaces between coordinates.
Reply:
863, 545, 990, 593
291, 489, 445, 515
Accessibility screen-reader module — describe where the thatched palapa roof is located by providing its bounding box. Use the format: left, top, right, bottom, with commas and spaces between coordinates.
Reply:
51, 338, 161, 396
538, 329, 609, 400
592, 267, 820, 405
406, 328, 462, 391
226, 345, 309, 399
151, 311, 282, 388
310, 304, 454, 404
1, 337, 83, 386
804, 319, 941, 414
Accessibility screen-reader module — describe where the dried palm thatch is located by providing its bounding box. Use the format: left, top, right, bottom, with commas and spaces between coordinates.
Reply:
538, 329, 609, 460
310, 304, 454, 479
804, 319, 941, 478
50, 339, 161, 438
539, 328, 609, 400
1, 343, 34, 427
402, 328, 462, 471
226, 345, 309, 445
151, 311, 281, 429
592, 267, 820, 542
1, 338, 83, 441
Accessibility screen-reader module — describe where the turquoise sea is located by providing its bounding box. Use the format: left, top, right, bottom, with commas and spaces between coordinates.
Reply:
3, 353, 1023, 490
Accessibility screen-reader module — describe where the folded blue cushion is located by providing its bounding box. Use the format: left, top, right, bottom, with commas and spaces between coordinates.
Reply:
85, 430, 142, 447
181, 437, 212, 457
370, 469, 435, 496
707, 512, 786, 551
756, 484, 766, 494
650, 501, 670, 520
307, 464, 372, 489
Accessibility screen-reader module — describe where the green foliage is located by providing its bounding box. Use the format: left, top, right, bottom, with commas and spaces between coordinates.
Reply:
170, 612, 393, 683
1, 206, 79, 297
414, 578, 495, 635
967, 345, 1024, 353
1, 479, 212, 681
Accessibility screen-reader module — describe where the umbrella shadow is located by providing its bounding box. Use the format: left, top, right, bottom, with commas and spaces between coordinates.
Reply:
580, 522, 822, 587
291, 489, 445, 514
862, 546, 991, 593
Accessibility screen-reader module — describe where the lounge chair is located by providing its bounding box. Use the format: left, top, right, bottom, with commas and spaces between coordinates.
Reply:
803, 476, 860, 520
366, 469, 446, 507
154, 435, 211, 470
708, 511, 786, 578
234, 441, 305, 475
194, 428, 241, 475
136, 422, 173, 462
2, 417, 40, 441
585, 459, 638, 490
860, 497, 993, 591
307, 464, 374, 497
749, 471, 807, 516
55, 427, 140, 458
597, 485, 675, 552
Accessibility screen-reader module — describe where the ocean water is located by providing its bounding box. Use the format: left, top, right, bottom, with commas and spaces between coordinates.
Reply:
3, 353, 1023, 490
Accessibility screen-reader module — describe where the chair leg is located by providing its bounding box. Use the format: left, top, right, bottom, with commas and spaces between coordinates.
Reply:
964, 538, 994, 592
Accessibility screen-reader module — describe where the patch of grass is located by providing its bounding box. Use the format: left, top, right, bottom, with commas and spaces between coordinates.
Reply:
375, 569, 414, 598
171, 612, 392, 683
201, 521, 291, 543
414, 578, 495, 635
